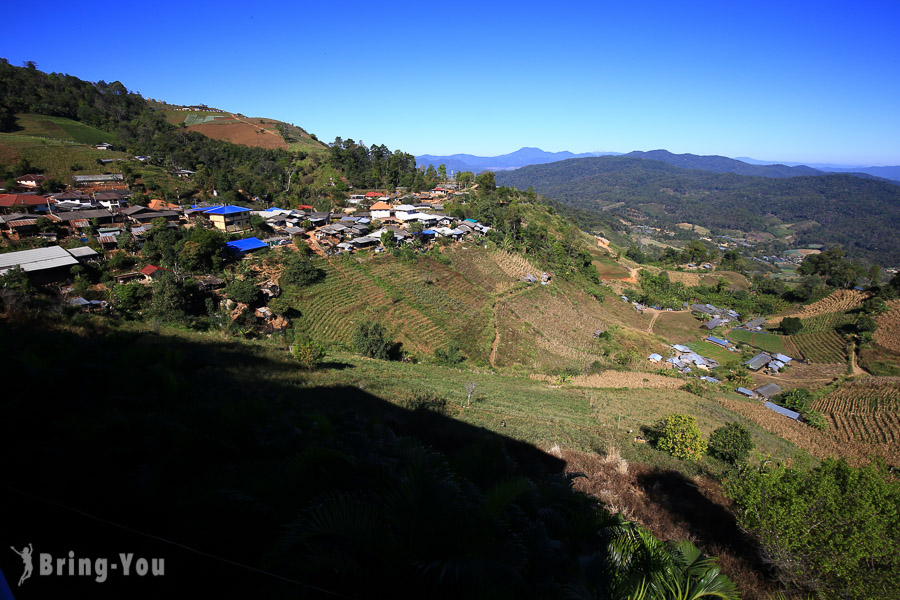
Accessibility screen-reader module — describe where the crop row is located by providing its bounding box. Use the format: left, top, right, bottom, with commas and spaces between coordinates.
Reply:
799, 311, 858, 334
829, 412, 900, 445
792, 331, 848, 364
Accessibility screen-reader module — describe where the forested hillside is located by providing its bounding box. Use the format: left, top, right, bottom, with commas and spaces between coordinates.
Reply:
496, 156, 900, 265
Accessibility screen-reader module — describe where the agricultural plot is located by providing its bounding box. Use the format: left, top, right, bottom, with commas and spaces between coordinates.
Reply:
14, 113, 114, 145
726, 328, 789, 355
798, 311, 857, 334
0, 134, 129, 181
291, 255, 492, 360
768, 289, 870, 325
812, 377, 900, 465
685, 341, 738, 364
873, 300, 900, 354
792, 331, 849, 364
444, 245, 521, 293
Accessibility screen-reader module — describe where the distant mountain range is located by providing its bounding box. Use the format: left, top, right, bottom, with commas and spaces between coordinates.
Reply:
417, 147, 900, 182
736, 157, 900, 182
415, 147, 619, 173
494, 155, 900, 265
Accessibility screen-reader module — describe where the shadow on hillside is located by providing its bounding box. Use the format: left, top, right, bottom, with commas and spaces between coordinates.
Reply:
0, 318, 567, 599
635, 469, 775, 578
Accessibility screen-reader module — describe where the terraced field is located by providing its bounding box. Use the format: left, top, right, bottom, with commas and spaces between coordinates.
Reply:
798, 311, 858, 334
874, 300, 900, 353
792, 331, 850, 364
768, 289, 870, 325
726, 329, 790, 355
812, 377, 900, 465
291, 255, 492, 359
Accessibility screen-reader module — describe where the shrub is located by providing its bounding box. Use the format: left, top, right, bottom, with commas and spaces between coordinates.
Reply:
781, 316, 803, 335
708, 422, 754, 464
225, 278, 260, 305
352, 321, 401, 360
280, 254, 324, 287
292, 341, 325, 372
433, 343, 465, 366
803, 409, 828, 431
652, 414, 707, 461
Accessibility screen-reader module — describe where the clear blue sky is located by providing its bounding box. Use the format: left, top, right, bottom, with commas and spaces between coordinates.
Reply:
3, 0, 899, 164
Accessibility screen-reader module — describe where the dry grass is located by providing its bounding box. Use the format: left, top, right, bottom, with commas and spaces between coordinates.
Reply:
768, 289, 870, 325
560, 448, 776, 600
873, 300, 900, 353
531, 371, 684, 389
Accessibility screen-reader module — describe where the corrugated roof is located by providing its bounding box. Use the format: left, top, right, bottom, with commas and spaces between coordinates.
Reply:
226, 237, 267, 252
773, 353, 793, 363
67, 246, 99, 258
706, 336, 730, 347
745, 353, 771, 370
736, 387, 756, 397
764, 402, 800, 420
0, 245, 79, 273
754, 383, 783, 399
203, 205, 251, 215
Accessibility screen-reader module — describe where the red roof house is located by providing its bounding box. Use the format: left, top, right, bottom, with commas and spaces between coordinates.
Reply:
140, 264, 172, 279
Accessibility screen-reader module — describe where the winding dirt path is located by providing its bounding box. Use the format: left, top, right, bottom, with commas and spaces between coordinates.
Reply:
645, 308, 661, 333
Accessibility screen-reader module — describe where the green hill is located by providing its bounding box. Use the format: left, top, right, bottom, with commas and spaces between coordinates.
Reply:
495, 156, 900, 266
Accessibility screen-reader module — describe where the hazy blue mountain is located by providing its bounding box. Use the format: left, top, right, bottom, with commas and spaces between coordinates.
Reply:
415, 147, 620, 173
736, 157, 900, 182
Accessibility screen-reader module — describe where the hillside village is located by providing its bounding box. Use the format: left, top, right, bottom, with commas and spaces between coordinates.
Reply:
3, 59, 900, 600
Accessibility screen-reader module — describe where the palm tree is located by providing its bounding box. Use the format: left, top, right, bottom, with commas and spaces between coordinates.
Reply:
608, 521, 741, 600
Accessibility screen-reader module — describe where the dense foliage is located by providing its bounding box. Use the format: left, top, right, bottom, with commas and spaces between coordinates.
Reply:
707, 422, 754, 464
353, 321, 402, 360
496, 156, 900, 265
651, 414, 707, 461
725, 458, 900, 598
626, 270, 786, 315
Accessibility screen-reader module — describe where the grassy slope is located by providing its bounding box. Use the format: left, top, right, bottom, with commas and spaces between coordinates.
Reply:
13, 113, 116, 145
0, 133, 129, 180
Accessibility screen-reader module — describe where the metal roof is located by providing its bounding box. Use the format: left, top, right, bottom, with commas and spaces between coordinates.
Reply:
764, 402, 800, 420
67, 246, 99, 258
0, 245, 79, 274
743, 317, 766, 328
736, 387, 756, 397
755, 383, 783, 399
225, 237, 267, 252
773, 353, 793, 363
706, 336, 730, 347
203, 205, 251, 215
745, 353, 771, 370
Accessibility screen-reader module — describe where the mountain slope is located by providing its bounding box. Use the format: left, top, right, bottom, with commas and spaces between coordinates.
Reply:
496, 156, 900, 265
416, 146, 619, 172
624, 149, 824, 177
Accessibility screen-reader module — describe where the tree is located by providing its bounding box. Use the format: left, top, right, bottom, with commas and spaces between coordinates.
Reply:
380, 230, 394, 249
437, 164, 447, 181
111, 282, 149, 316
292, 340, 325, 372
352, 321, 401, 360
279, 254, 324, 287
464, 382, 476, 408
652, 414, 707, 460
781, 316, 803, 335
724, 458, 900, 598
475, 170, 496, 193
149, 273, 186, 322
708, 423, 753, 464
225, 278, 260, 305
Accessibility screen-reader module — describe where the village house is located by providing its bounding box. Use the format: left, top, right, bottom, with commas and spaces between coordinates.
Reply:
16, 174, 47, 189
0, 194, 56, 214
202, 205, 252, 232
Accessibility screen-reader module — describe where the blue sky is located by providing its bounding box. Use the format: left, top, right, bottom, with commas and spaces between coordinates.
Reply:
3, 0, 899, 164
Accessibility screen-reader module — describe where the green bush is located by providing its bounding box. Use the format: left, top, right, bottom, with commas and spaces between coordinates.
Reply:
279, 253, 324, 287
292, 340, 325, 371
352, 321, 401, 360
781, 316, 803, 335
433, 343, 465, 366
803, 409, 828, 431
653, 414, 707, 461
708, 422, 754, 464
225, 278, 260, 305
